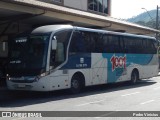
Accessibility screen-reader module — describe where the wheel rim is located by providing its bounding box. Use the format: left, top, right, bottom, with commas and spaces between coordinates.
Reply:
72, 79, 79, 89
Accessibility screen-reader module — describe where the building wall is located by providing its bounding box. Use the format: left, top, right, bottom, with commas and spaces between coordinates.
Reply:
64, 0, 111, 16
37, 0, 111, 16
108, 0, 111, 16
64, 0, 87, 11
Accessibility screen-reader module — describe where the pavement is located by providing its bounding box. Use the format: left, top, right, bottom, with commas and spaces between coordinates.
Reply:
1, 76, 160, 119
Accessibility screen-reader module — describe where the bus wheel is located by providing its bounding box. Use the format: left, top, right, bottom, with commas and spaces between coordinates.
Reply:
130, 70, 139, 84
70, 76, 82, 94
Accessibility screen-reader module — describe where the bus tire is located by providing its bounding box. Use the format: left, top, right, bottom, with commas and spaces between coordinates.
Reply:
70, 74, 84, 94
130, 70, 139, 84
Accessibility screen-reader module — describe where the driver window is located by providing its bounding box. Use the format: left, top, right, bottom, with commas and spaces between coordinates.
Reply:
55, 43, 65, 62
50, 30, 72, 67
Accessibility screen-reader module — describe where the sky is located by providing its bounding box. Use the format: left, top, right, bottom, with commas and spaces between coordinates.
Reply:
111, 0, 160, 19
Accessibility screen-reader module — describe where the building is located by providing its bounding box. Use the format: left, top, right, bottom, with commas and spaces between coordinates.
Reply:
0, 0, 159, 57
38, 0, 111, 15
0, 0, 159, 56
0, 0, 159, 36
0, 0, 159, 86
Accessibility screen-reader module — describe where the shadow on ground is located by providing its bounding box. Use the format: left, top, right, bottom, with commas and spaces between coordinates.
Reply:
0, 79, 156, 108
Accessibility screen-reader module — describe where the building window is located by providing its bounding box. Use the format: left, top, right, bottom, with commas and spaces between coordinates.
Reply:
37, 0, 63, 4
88, 0, 108, 14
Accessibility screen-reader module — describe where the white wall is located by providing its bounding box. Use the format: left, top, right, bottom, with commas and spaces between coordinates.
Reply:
64, 0, 88, 11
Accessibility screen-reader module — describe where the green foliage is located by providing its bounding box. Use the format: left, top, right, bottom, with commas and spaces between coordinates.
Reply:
127, 9, 160, 40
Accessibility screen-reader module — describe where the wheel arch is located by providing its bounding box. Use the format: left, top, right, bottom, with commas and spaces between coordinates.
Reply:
131, 68, 139, 80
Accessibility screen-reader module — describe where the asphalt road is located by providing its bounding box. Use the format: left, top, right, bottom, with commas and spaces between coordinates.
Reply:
1, 76, 160, 120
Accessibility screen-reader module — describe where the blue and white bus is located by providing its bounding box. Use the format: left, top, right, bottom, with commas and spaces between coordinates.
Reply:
6, 25, 159, 93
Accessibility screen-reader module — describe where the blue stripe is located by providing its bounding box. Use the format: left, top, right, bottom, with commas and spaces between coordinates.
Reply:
61, 53, 91, 69
102, 53, 154, 83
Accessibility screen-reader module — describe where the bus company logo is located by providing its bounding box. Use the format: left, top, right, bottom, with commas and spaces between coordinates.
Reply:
2, 112, 11, 117
110, 55, 126, 71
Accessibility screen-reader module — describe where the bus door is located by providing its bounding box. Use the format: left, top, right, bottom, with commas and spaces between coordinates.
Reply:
49, 30, 72, 89
92, 53, 108, 85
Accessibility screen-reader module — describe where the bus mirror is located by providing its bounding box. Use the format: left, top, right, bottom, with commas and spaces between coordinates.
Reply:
52, 36, 57, 50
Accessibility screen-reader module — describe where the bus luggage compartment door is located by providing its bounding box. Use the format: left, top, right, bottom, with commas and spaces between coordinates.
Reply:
91, 54, 107, 85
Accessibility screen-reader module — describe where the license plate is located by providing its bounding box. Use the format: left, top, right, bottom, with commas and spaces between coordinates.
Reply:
18, 84, 26, 88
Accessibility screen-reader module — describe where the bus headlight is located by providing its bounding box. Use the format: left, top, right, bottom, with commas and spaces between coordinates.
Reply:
40, 73, 46, 77
36, 72, 49, 82
40, 72, 49, 77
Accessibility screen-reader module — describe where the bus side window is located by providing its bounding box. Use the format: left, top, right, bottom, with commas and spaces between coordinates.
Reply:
107, 36, 113, 53
91, 33, 104, 53
142, 39, 147, 53
70, 31, 96, 53
101, 34, 108, 53
123, 37, 129, 53
119, 36, 124, 53
82, 32, 90, 52
137, 38, 143, 54
130, 38, 137, 53
85, 32, 102, 53
55, 43, 65, 62
148, 39, 157, 54
143, 39, 152, 54
90, 34, 94, 52
108, 35, 120, 53
69, 31, 86, 53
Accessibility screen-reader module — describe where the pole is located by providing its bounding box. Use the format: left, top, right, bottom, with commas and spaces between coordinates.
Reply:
156, 5, 159, 39
142, 8, 154, 21
156, 5, 159, 30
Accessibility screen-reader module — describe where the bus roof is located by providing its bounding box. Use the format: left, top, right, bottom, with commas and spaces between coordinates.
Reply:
31, 25, 156, 40
76, 27, 156, 40
32, 25, 73, 34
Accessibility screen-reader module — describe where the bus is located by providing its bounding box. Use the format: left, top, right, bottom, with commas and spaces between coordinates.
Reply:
6, 25, 159, 93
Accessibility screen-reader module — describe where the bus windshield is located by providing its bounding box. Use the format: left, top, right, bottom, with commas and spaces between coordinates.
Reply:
8, 34, 50, 76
